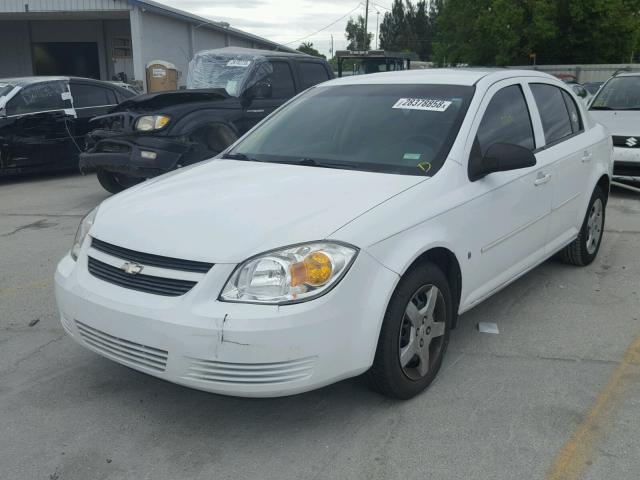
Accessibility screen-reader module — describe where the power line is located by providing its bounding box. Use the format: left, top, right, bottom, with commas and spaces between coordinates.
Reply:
282, 2, 363, 46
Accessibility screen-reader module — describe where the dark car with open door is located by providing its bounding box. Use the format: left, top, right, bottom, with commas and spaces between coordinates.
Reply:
0, 77, 135, 177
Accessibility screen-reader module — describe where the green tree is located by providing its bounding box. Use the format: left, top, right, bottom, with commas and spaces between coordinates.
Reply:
379, 1, 439, 61
297, 42, 326, 59
346, 15, 373, 50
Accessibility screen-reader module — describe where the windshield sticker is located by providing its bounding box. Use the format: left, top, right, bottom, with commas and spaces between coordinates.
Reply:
417, 162, 432, 173
227, 59, 251, 67
393, 98, 452, 112
403, 153, 422, 160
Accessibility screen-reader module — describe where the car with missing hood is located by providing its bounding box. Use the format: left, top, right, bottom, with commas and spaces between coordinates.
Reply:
56, 68, 612, 399
0, 77, 135, 176
80, 47, 333, 193
588, 72, 640, 177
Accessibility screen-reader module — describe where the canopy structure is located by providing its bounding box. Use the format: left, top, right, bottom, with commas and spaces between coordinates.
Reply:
335, 50, 417, 77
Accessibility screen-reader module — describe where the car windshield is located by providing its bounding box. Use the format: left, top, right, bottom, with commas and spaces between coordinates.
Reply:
590, 76, 640, 110
186, 52, 273, 97
227, 84, 474, 176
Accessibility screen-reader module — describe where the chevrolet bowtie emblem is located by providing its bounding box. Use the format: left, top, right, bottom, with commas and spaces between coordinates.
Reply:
626, 137, 638, 147
121, 262, 144, 275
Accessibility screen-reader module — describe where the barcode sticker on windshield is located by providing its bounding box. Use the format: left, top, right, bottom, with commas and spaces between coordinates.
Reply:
227, 60, 251, 67
392, 98, 452, 112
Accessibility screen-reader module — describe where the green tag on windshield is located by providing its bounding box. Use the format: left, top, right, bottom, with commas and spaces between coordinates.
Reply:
403, 153, 421, 160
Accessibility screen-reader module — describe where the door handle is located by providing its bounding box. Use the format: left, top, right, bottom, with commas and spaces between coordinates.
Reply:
581, 151, 593, 163
534, 172, 552, 186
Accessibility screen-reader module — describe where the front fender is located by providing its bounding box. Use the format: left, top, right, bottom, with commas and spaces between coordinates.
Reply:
169, 110, 241, 137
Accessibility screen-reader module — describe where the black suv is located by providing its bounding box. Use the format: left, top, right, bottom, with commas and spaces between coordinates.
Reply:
81, 47, 334, 193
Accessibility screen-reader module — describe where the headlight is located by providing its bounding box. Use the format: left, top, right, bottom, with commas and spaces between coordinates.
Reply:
70, 207, 98, 261
220, 242, 358, 304
135, 115, 170, 131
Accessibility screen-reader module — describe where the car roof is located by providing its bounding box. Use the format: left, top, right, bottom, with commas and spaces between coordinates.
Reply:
320, 68, 556, 87
0, 76, 128, 87
206, 46, 319, 60
614, 72, 640, 77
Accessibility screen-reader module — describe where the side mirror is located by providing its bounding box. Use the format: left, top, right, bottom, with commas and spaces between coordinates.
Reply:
573, 85, 587, 98
469, 143, 536, 181
246, 80, 272, 100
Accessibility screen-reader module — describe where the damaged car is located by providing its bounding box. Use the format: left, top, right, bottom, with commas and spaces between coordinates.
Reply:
81, 47, 333, 193
0, 77, 135, 177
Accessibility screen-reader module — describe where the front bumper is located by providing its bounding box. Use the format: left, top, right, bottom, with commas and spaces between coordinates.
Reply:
613, 146, 640, 177
79, 135, 190, 179
54, 246, 398, 397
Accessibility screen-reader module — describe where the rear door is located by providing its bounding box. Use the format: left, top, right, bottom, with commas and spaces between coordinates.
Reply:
1, 80, 77, 172
526, 82, 593, 252
69, 81, 119, 141
242, 60, 297, 132
297, 61, 332, 90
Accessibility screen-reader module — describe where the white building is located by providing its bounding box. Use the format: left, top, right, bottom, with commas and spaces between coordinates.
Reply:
0, 0, 294, 90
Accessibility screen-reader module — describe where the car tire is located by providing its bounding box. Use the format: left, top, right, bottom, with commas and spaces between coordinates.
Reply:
559, 186, 606, 266
367, 262, 452, 399
96, 169, 141, 194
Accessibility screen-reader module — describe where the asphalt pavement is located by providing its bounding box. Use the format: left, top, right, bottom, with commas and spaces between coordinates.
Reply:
1, 172, 639, 480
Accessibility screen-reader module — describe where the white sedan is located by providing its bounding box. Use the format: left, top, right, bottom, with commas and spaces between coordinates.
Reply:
55, 69, 612, 399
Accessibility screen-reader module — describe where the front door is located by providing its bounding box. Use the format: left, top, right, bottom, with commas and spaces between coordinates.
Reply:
460, 81, 553, 308
242, 60, 297, 133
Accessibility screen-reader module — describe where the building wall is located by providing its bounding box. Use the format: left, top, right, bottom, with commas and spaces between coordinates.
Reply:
0, 21, 32, 77
193, 27, 227, 54
139, 10, 191, 88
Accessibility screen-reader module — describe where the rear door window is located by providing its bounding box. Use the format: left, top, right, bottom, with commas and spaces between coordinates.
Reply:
530, 83, 574, 144
70, 84, 117, 108
268, 61, 296, 99
475, 84, 535, 156
6, 81, 70, 116
299, 62, 330, 90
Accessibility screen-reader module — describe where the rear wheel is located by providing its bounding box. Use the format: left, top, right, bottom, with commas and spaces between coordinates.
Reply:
560, 187, 606, 266
367, 262, 452, 399
96, 169, 141, 194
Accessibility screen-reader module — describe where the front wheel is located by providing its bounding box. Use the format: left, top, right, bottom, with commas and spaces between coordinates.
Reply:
559, 187, 606, 266
367, 262, 452, 399
96, 169, 142, 194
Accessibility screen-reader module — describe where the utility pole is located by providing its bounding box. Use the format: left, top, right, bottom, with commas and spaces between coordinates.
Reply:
363, 0, 369, 51
375, 9, 380, 49
330, 34, 334, 59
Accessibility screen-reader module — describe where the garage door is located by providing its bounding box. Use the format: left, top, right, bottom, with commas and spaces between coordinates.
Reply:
32, 42, 100, 79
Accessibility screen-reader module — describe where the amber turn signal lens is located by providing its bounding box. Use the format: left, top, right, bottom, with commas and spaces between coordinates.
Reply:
290, 251, 333, 287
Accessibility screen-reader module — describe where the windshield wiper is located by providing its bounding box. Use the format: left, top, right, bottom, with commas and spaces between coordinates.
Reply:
296, 157, 363, 170
589, 106, 613, 110
222, 152, 262, 162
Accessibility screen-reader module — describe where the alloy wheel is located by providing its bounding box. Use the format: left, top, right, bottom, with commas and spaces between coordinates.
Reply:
398, 284, 446, 381
586, 198, 604, 255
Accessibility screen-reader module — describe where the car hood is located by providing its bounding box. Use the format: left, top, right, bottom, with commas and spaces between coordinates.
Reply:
589, 110, 640, 136
91, 160, 425, 263
113, 88, 235, 112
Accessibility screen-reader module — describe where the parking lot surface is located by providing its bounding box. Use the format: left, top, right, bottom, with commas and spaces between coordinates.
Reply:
1, 173, 639, 480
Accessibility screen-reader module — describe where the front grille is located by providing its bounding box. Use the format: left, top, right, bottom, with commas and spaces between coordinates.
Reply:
183, 357, 316, 385
92, 238, 213, 273
88, 256, 196, 296
97, 142, 130, 153
613, 135, 640, 148
76, 321, 168, 372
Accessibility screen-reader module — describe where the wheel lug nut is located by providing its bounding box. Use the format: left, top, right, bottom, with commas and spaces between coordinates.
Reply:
420, 339, 424, 347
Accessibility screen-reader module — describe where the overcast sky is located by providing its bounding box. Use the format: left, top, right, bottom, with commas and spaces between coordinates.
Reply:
157, 0, 393, 57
